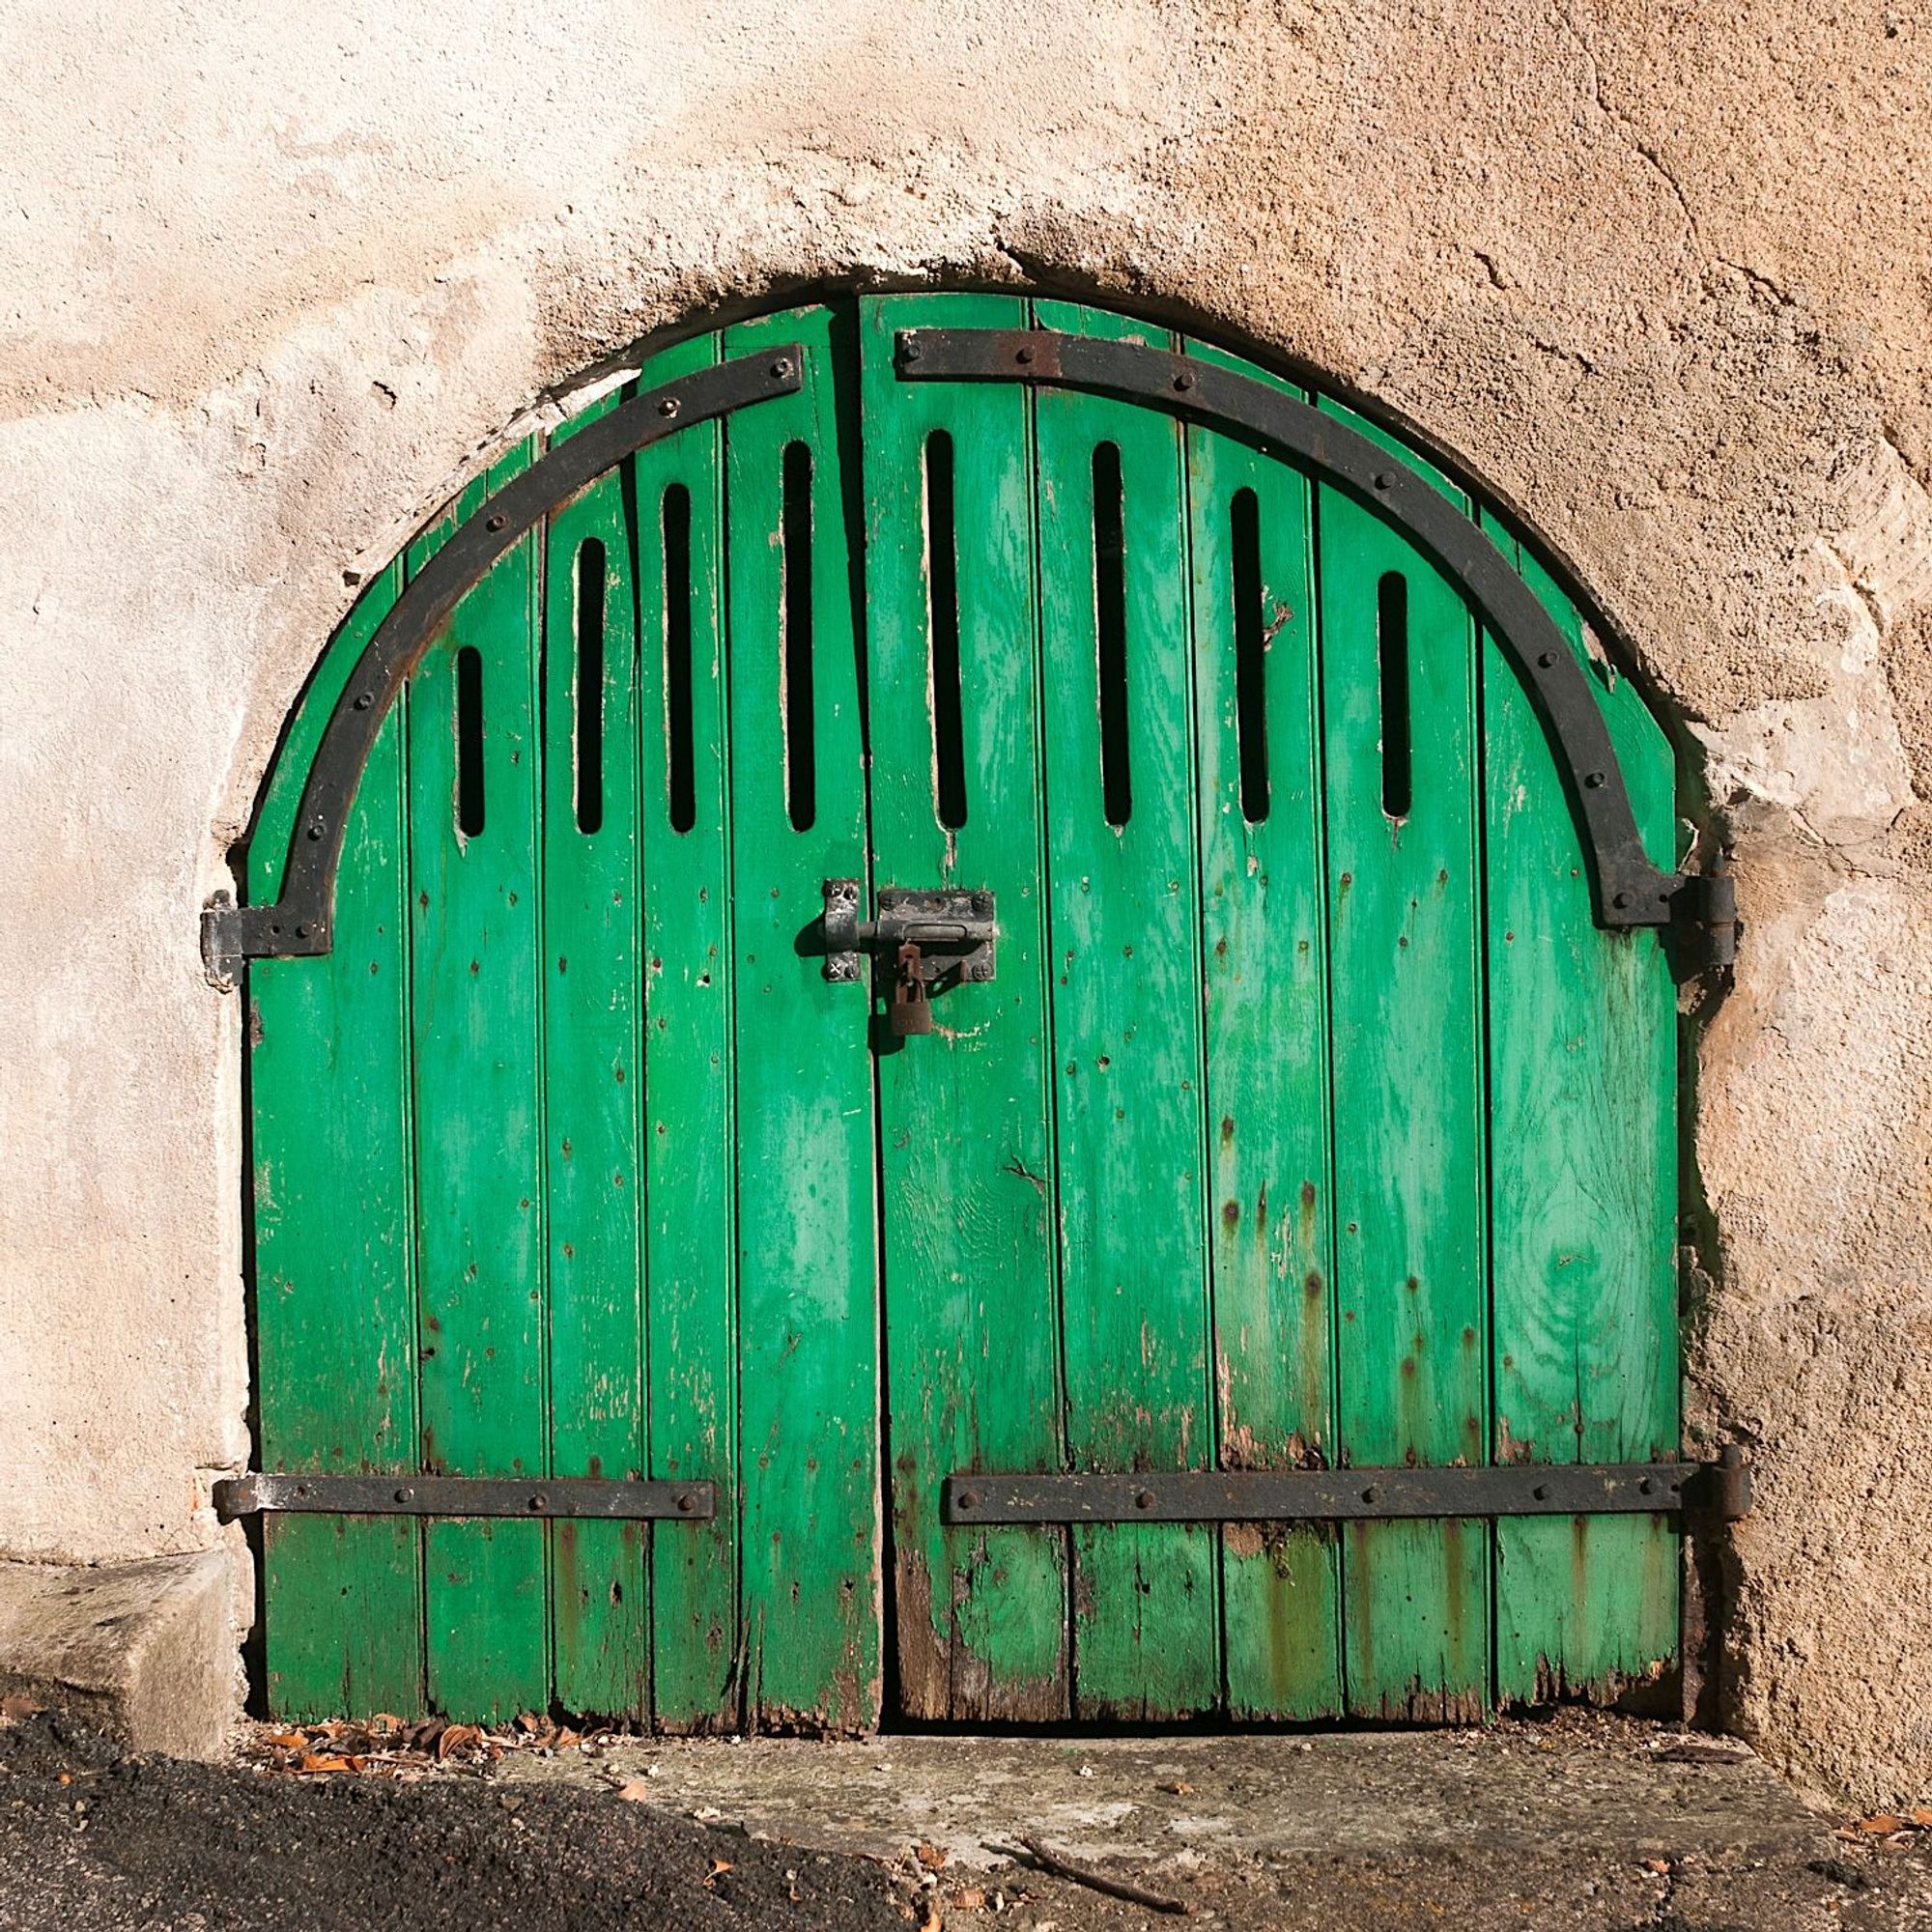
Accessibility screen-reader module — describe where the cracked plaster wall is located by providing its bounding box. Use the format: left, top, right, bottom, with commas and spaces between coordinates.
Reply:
1, 0, 1926, 1807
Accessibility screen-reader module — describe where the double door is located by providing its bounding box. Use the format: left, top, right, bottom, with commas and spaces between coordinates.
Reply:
249, 293, 1679, 1728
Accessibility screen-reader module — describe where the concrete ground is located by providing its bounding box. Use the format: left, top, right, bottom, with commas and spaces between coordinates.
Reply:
2, 1707, 1929, 1930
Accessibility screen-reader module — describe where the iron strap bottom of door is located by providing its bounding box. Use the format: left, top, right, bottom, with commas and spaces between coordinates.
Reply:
942, 1457, 1749, 1526
213, 1473, 716, 1522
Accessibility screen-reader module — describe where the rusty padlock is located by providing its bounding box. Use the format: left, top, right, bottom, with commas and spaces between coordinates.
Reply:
890, 942, 934, 1037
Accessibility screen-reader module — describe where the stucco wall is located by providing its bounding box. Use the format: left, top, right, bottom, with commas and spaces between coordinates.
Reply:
1, 0, 1926, 1807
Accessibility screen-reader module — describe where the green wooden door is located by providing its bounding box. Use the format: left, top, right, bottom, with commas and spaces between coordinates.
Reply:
246, 293, 1679, 1729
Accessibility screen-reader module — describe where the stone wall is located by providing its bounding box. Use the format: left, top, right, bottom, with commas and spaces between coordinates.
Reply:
1, 0, 1925, 1806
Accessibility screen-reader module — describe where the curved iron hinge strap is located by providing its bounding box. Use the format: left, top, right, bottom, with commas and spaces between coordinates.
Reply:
203, 347, 805, 980
895, 327, 1685, 932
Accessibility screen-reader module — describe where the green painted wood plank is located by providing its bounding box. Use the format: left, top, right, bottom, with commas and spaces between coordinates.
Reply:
408, 444, 550, 1722
1316, 406, 1489, 1721
541, 395, 649, 1719
860, 292, 1069, 1721
1033, 299, 1219, 1719
1181, 340, 1343, 1719
252, 562, 423, 1719
1483, 523, 1679, 1701
723, 305, 880, 1730
637, 330, 743, 1731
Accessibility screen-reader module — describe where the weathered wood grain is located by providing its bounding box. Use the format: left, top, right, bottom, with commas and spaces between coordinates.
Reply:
861, 292, 1069, 1720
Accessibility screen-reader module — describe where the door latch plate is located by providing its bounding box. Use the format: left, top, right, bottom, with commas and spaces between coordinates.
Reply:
822, 880, 998, 991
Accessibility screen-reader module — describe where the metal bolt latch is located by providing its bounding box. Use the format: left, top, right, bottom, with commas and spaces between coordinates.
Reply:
820, 880, 999, 1037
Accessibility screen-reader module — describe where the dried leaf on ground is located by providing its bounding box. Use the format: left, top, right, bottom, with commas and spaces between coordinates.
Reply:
437, 1724, 481, 1761
298, 1753, 355, 1775
613, 1779, 654, 1803
914, 1843, 947, 1871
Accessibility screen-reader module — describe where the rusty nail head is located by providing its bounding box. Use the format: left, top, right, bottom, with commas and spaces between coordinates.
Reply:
305, 817, 326, 841
394, 1486, 414, 1504
1613, 891, 1633, 909
771, 356, 793, 379
1584, 771, 1605, 789
1135, 1488, 1156, 1511
956, 1489, 980, 1512
528, 1492, 548, 1511
1016, 344, 1035, 365
355, 691, 374, 709
486, 513, 507, 532
1375, 471, 1394, 491
900, 338, 922, 363
659, 397, 679, 418
1538, 651, 1557, 668
1362, 1485, 1379, 1505
1174, 370, 1194, 391
676, 1492, 696, 1514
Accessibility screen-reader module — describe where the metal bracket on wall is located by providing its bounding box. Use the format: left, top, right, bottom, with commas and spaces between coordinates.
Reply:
941, 1454, 1751, 1525
213, 1473, 717, 1521
1670, 866, 1739, 973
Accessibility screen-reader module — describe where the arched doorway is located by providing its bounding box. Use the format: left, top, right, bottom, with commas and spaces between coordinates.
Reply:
213, 292, 1735, 1731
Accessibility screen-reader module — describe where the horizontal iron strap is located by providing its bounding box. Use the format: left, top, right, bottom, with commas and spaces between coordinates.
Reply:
942, 1461, 1748, 1525
213, 1473, 715, 1522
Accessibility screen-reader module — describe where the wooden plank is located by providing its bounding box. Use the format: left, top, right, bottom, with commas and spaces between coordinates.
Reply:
722, 305, 880, 1730
859, 291, 1068, 1720
1032, 299, 1219, 1719
408, 444, 550, 1722
1483, 521, 1679, 1701
1316, 404, 1489, 1720
636, 330, 743, 1730
541, 394, 648, 1719
1181, 339, 1342, 1719
251, 564, 423, 1719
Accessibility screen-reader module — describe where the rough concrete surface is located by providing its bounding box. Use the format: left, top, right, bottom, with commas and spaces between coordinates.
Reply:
0, 1554, 236, 1762
6, 1713, 1932, 1931
1, 0, 1929, 1807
